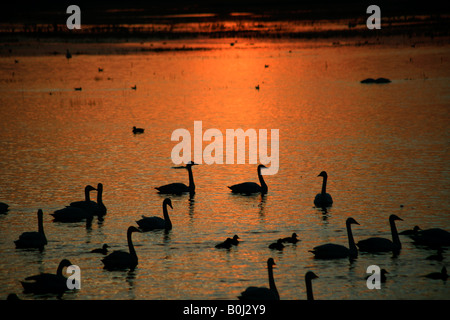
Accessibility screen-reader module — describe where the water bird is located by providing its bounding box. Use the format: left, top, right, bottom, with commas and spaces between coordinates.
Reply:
360, 77, 391, 84
74, 87, 82, 91
136, 198, 173, 231
90, 244, 109, 255
98, 68, 103, 72
255, 85, 260, 90
426, 248, 444, 261
52, 185, 97, 221
309, 217, 359, 259
314, 171, 333, 207
410, 228, 450, 247
230, 235, 240, 245
14, 209, 47, 250
399, 225, 421, 236
102, 226, 141, 270
305, 271, 319, 301
215, 238, 233, 249
155, 161, 198, 194
66, 49, 72, 59
132, 126, 144, 134
424, 266, 448, 280
269, 239, 284, 250
280, 233, 299, 244
21, 259, 73, 295
238, 258, 279, 300
265, 64, 269, 68
0, 202, 9, 214
70, 184, 105, 216
228, 164, 268, 195
357, 214, 403, 253
131, 85, 137, 90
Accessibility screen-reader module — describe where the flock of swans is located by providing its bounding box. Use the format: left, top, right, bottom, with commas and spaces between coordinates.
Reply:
3, 163, 450, 300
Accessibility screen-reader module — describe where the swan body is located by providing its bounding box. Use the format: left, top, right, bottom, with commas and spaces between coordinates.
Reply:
102, 226, 141, 270
310, 217, 359, 259
410, 228, 450, 247
156, 162, 198, 194
357, 214, 403, 253
21, 259, 73, 294
0, 202, 9, 214
14, 209, 47, 249
136, 198, 173, 231
314, 171, 333, 207
71, 184, 106, 216
228, 165, 268, 194
305, 271, 319, 301
238, 258, 279, 300
51, 206, 93, 222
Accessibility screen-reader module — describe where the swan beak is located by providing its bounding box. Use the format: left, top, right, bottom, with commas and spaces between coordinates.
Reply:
169, 204, 173, 209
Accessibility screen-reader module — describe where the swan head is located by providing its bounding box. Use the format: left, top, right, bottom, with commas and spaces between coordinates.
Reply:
127, 226, 141, 234
85, 185, 97, 192
37, 209, 43, 217
186, 161, 198, 168
346, 217, 360, 226
389, 214, 403, 222
305, 271, 319, 281
163, 198, 173, 210
59, 259, 73, 269
267, 258, 276, 268
97, 183, 103, 192
317, 171, 328, 178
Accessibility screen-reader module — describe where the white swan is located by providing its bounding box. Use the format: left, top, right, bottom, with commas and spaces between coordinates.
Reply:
309, 217, 359, 259
102, 226, 141, 270
314, 171, 333, 207
136, 198, 173, 231
14, 209, 47, 249
357, 214, 403, 253
238, 258, 279, 300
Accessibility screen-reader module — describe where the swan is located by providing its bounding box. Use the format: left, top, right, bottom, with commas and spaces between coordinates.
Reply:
215, 238, 233, 249
51, 205, 93, 222
228, 164, 268, 195
21, 259, 73, 294
281, 233, 299, 244
71, 184, 105, 216
305, 271, 319, 301
399, 225, 421, 236
155, 161, 198, 194
309, 217, 359, 259
90, 244, 109, 255
0, 202, 9, 214
92, 183, 107, 216
410, 228, 450, 247
424, 266, 448, 280
238, 258, 279, 300
132, 126, 144, 134
357, 214, 403, 253
136, 198, 173, 231
14, 209, 47, 249
314, 171, 333, 207
102, 226, 141, 270
268, 239, 284, 250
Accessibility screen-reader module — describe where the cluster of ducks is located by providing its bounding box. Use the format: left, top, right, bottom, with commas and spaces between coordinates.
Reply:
4, 164, 449, 299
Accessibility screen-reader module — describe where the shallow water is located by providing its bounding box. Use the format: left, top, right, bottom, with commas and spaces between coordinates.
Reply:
0, 38, 449, 300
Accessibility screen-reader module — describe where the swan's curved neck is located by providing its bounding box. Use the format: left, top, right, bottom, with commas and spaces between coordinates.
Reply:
97, 188, 103, 204
390, 219, 401, 249
56, 263, 66, 277
321, 175, 328, 195
85, 188, 91, 202
258, 167, 268, 193
346, 222, 357, 255
268, 263, 279, 299
38, 212, 45, 235
163, 202, 172, 229
127, 230, 137, 260
306, 277, 314, 301
187, 166, 195, 192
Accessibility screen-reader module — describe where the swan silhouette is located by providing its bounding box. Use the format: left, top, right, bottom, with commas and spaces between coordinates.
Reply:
305, 271, 319, 301
51, 185, 96, 222
238, 258, 279, 300
309, 217, 359, 259
70, 184, 105, 216
0, 202, 9, 214
156, 161, 198, 194
102, 226, 141, 270
410, 228, 450, 247
14, 209, 47, 249
136, 198, 173, 231
21, 259, 73, 294
314, 171, 333, 207
357, 214, 403, 253
228, 164, 268, 195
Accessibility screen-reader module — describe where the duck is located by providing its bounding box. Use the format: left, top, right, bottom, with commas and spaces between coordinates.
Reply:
102, 226, 141, 270
131, 85, 137, 90
21, 259, 73, 295
399, 225, 421, 236
238, 258, 279, 300
136, 198, 173, 231
268, 239, 285, 250
357, 214, 403, 253
228, 164, 268, 195
14, 209, 47, 249
90, 244, 109, 255
0, 202, 9, 214
215, 238, 233, 249
410, 228, 450, 247
424, 266, 448, 280
132, 126, 144, 134
155, 161, 198, 194
230, 235, 240, 245
305, 271, 319, 301
281, 233, 299, 244
309, 217, 359, 259
314, 171, 333, 207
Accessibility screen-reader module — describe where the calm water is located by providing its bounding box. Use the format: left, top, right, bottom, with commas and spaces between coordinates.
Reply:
0, 38, 449, 300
